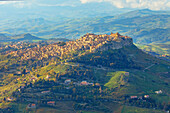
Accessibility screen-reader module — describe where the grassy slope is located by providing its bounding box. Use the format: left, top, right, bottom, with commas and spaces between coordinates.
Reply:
34, 61, 170, 100
136, 43, 170, 55
76, 45, 168, 69
0, 44, 169, 112
37, 64, 70, 79
121, 105, 164, 113
10, 101, 75, 113
9, 101, 164, 113
103, 102, 164, 113
102, 67, 170, 103
104, 71, 129, 89
74, 45, 170, 103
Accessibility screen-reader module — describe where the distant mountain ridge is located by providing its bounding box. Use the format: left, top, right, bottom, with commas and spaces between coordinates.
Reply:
0, 33, 11, 41
0, 33, 43, 42
113, 9, 170, 19
0, 9, 169, 44
11, 33, 42, 41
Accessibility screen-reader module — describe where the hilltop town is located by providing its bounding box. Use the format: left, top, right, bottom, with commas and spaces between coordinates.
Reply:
7, 32, 132, 60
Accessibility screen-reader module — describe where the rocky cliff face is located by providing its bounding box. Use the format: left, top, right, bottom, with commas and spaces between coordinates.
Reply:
82, 32, 133, 52
96, 38, 133, 52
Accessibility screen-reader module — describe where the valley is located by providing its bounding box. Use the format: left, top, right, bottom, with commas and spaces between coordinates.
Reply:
0, 9, 170, 44
136, 43, 170, 62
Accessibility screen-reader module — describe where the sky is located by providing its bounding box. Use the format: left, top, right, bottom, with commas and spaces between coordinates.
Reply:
80, 0, 170, 10
0, 0, 169, 10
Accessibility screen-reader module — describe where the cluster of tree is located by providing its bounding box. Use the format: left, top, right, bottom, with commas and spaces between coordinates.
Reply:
73, 101, 110, 112
56, 42, 66, 46
125, 98, 170, 111
64, 66, 95, 81
0, 107, 14, 113
73, 48, 141, 69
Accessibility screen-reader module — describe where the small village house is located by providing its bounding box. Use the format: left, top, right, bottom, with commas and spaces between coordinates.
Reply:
130, 96, 138, 99
47, 101, 55, 106
46, 75, 50, 79
65, 79, 71, 84
125, 72, 129, 76
144, 95, 149, 98
155, 90, 162, 94
27, 104, 36, 109
41, 90, 50, 94
7, 97, 13, 101
95, 83, 100, 87
80, 81, 88, 85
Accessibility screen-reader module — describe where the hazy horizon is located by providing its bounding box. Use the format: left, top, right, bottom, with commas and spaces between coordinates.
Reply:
0, 0, 169, 21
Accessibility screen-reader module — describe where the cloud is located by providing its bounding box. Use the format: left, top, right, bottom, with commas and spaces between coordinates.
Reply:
0, 1, 22, 5
0, 0, 79, 8
80, 0, 170, 10
37, 0, 79, 7
0, 0, 169, 10
38, 4, 76, 7
0, 0, 39, 8
80, 0, 103, 3
0, 0, 24, 5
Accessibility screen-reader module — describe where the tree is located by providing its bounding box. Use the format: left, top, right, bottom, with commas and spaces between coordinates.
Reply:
72, 88, 76, 94
3, 97, 6, 101
32, 67, 34, 71
9, 74, 14, 77
76, 95, 79, 101
83, 96, 86, 101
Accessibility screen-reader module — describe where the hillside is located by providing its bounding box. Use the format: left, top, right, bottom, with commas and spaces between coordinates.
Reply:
136, 43, 170, 61
133, 28, 170, 44
113, 9, 170, 19
0, 33, 11, 42
0, 33, 169, 113
0, 33, 43, 42
48, 38, 71, 42
89, 14, 170, 44
10, 33, 43, 41
104, 71, 129, 89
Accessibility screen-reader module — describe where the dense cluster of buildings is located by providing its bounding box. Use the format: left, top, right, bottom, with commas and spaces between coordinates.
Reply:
7, 33, 132, 60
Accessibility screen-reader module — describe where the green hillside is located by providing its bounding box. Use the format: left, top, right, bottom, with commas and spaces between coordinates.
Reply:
136, 43, 170, 55
136, 43, 170, 61
74, 44, 163, 69
0, 33, 169, 112
104, 71, 129, 89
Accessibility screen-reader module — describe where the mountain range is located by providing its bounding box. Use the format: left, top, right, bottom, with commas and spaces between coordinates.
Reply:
0, 9, 169, 44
